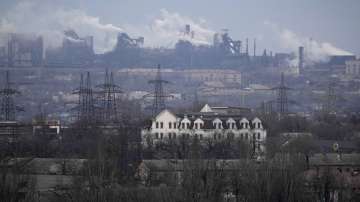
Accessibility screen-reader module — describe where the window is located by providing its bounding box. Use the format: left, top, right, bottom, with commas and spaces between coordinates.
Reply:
169, 122, 172, 129
253, 133, 256, 140
156, 122, 159, 128
240, 123, 244, 128
160, 122, 164, 129
232, 123, 235, 129
214, 134, 217, 140
160, 133, 163, 139
258, 133, 261, 140
155, 133, 159, 139
218, 123, 222, 129
257, 122, 261, 128
173, 133, 176, 139
168, 133, 172, 139
245, 133, 248, 140
195, 123, 198, 129
182, 123, 185, 129
240, 133, 243, 139
187, 123, 190, 128
173, 122, 177, 128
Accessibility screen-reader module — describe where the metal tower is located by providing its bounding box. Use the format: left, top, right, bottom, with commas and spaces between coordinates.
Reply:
145, 65, 172, 116
323, 81, 338, 114
97, 69, 123, 123
72, 72, 96, 125
0, 71, 23, 121
272, 73, 292, 117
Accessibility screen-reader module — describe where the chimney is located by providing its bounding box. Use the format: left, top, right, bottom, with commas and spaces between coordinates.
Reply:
299, 46, 304, 69
253, 38, 256, 57
246, 38, 249, 56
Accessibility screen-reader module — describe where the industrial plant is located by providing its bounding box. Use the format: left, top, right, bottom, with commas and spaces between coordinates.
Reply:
1, 1, 360, 201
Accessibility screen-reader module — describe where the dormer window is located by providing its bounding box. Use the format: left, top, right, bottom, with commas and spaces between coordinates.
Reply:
169, 122, 172, 129
195, 123, 198, 129
182, 123, 185, 129
156, 122, 159, 128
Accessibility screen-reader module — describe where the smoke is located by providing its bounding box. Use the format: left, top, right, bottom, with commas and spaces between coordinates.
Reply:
264, 21, 353, 65
0, 1, 123, 53
147, 9, 215, 47
0, 1, 215, 53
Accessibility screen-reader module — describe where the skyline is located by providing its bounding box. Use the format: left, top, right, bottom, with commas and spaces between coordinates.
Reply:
0, 0, 359, 56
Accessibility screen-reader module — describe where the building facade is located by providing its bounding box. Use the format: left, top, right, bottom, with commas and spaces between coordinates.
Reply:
345, 59, 360, 76
141, 104, 267, 154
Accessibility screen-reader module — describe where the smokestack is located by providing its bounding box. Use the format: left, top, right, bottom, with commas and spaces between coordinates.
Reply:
253, 38, 256, 57
185, 24, 191, 35
299, 46, 304, 69
246, 38, 249, 56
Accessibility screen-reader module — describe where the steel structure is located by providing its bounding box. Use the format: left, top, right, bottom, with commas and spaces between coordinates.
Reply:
145, 65, 172, 116
72, 72, 96, 125
323, 81, 338, 114
0, 71, 23, 121
272, 73, 292, 117
97, 69, 123, 123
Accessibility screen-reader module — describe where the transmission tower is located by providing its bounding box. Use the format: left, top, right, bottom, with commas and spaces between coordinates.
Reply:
97, 69, 123, 124
144, 64, 172, 116
0, 71, 23, 121
72, 72, 96, 126
271, 73, 292, 117
323, 81, 338, 114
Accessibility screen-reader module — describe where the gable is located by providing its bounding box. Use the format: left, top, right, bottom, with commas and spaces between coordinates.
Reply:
200, 104, 212, 113
155, 109, 178, 122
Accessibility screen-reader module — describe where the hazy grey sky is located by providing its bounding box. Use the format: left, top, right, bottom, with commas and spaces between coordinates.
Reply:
0, 0, 359, 56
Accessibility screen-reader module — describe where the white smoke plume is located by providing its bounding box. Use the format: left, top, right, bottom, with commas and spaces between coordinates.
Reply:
0, 1, 123, 53
147, 9, 215, 47
0, 1, 215, 53
264, 21, 353, 65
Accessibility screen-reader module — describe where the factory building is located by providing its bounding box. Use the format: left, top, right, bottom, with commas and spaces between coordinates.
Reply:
0, 33, 43, 67
345, 59, 360, 77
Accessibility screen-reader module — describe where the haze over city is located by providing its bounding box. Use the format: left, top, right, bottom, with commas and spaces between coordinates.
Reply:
0, 1, 360, 201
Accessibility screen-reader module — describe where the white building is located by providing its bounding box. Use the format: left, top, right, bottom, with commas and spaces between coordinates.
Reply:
141, 104, 267, 154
